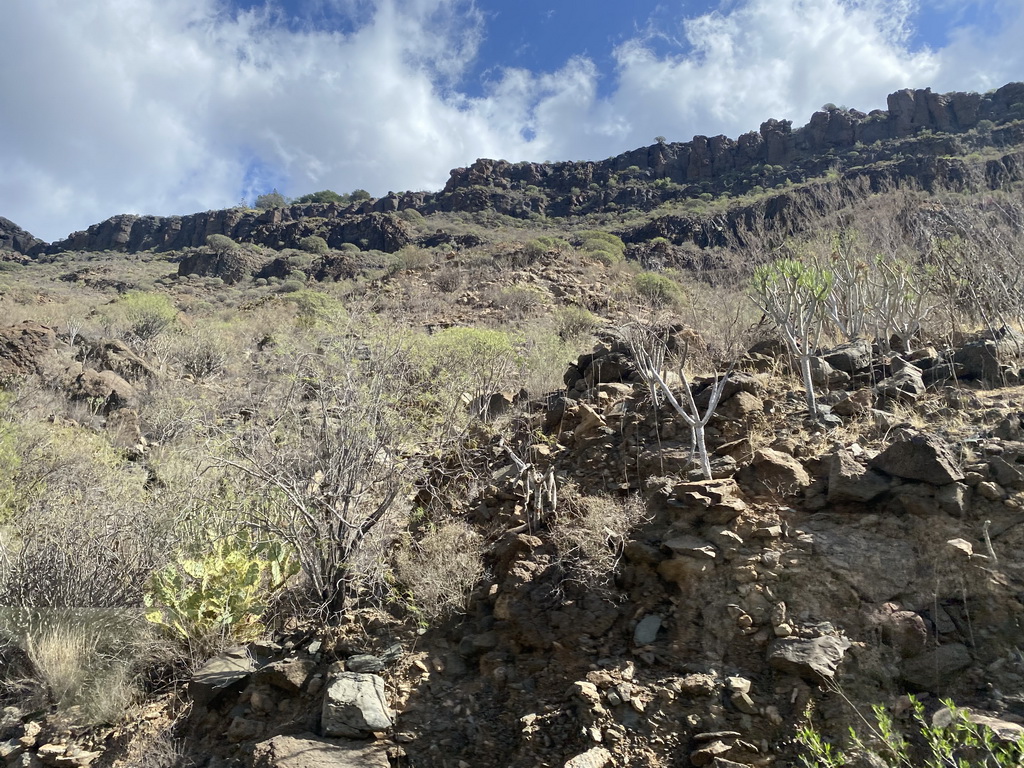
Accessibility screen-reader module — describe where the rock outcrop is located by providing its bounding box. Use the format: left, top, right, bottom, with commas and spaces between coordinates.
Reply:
38, 210, 413, 257
11, 82, 1024, 259
0, 217, 42, 255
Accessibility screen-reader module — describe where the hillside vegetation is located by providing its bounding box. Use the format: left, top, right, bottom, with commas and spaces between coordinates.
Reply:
1, 83, 1024, 768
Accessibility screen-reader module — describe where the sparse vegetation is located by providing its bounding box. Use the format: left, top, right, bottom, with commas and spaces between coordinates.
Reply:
4, 80, 1024, 768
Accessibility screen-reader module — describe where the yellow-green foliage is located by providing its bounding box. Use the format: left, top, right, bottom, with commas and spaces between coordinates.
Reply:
633, 271, 685, 309
298, 235, 329, 255
413, 326, 521, 434
0, 399, 20, 521
144, 530, 299, 653
523, 236, 570, 260
752, 258, 834, 302
101, 291, 178, 342
797, 696, 1024, 768
553, 305, 602, 342
283, 289, 347, 328
576, 230, 626, 264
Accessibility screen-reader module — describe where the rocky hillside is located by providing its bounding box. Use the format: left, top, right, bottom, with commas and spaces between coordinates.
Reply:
3, 80, 1024, 768
5, 83, 1024, 259
3, 307, 1024, 767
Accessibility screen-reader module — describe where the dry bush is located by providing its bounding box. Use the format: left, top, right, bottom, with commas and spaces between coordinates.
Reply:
219, 330, 415, 619
553, 305, 603, 343
549, 488, 649, 590
0, 421, 174, 609
0, 608, 153, 725
149, 326, 237, 380
432, 265, 463, 293
394, 520, 485, 622
520, 321, 580, 397
392, 246, 433, 272
488, 284, 548, 319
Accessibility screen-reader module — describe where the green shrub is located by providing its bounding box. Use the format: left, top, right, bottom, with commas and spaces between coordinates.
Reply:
397, 208, 425, 225
255, 189, 288, 209
284, 289, 346, 327
144, 531, 298, 655
294, 189, 345, 204
576, 230, 626, 264
206, 234, 237, 255
633, 271, 684, 309
554, 305, 601, 341
278, 279, 305, 293
104, 291, 178, 342
298, 235, 329, 255
797, 696, 1024, 768
168, 328, 234, 379
414, 327, 521, 435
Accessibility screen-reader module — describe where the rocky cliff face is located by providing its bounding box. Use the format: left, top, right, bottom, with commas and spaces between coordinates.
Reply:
37, 208, 412, 257
5, 82, 1024, 257
434, 83, 1024, 205
0, 216, 43, 254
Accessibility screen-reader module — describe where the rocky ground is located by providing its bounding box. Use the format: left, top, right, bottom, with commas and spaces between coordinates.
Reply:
4, 317, 1024, 768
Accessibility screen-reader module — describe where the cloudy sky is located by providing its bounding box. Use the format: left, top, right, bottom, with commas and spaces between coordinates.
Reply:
2, 0, 1023, 242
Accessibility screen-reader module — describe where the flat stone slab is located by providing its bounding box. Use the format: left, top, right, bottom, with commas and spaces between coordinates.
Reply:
768, 635, 851, 684
633, 615, 662, 646
252, 734, 389, 768
564, 747, 612, 768
189, 648, 255, 707
321, 672, 393, 738
869, 434, 964, 485
902, 643, 971, 692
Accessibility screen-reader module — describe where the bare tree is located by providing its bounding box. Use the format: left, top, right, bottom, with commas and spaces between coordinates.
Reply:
624, 324, 733, 480
219, 337, 412, 619
750, 259, 831, 416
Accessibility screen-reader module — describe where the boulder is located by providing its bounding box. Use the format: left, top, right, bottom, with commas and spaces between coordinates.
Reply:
869, 434, 964, 485
80, 338, 157, 381
902, 643, 971, 692
823, 340, 873, 374
321, 673, 392, 738
828, 450, 891, 503
866, 604, 929, 658
255, 659, 317, 695
989, 457, 1024, 490
810, 356, 851, 388
954, 327, 1024, 382
633, 615, 663, 646
695, 371, 766, 408
738, 449, 810, 496
718, 390, 763, 420
68, 369, 136, 412
252, 734, 390, 768
0, 322, 62, 381
177, 248, 269, 285
768, 635, 851, 684
564, 747, 612, 768
875, 365, 925, 403
189, 648, 255, 707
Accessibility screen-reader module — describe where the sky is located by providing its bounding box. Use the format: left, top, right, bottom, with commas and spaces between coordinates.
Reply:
2, 0, 1023, 242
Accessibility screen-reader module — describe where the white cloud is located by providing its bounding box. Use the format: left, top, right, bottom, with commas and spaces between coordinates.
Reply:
0, 0, 1022, 242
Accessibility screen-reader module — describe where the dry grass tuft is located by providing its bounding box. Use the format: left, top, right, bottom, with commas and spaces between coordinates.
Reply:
395, 520, 485, 622
549, 488, 649, 591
